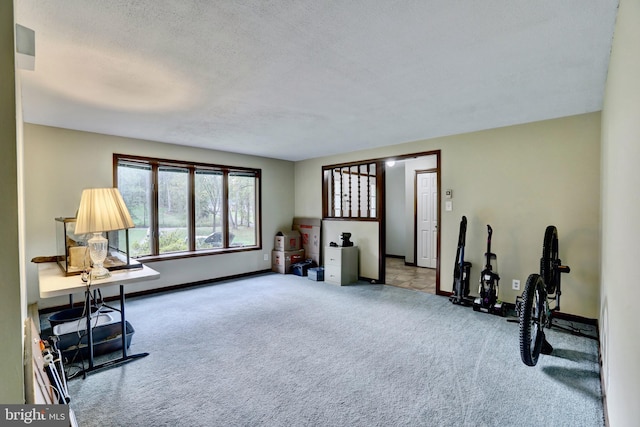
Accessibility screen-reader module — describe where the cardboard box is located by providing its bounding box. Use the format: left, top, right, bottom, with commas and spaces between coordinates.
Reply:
274, 230, 301, 251
271, 249, 305, 274
293, 218, 321, 265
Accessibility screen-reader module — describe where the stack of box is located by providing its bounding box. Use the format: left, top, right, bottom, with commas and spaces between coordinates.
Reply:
292, 218, 321, 266
272, 230, 305, 274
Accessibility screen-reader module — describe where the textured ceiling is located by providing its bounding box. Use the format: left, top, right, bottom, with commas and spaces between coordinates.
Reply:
15, 1, 618, 161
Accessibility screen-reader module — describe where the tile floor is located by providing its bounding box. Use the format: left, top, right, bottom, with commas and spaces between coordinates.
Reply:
384, 256, 436, 294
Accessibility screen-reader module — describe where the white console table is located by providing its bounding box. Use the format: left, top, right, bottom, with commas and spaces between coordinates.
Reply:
38, 262, 159, 376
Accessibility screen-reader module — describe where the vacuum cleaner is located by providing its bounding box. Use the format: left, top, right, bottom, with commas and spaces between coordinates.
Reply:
473, 225, 504, 316
450, 215, 473, 305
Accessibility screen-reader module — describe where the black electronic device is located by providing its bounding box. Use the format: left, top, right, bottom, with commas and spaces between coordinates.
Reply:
340, 232, 353, 247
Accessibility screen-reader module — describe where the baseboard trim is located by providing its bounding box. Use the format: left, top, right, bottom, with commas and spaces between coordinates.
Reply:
553, 311, 599, 327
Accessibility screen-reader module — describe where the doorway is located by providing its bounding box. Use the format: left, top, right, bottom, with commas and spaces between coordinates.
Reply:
383, 152, 440, 294
385, 256, 437, 293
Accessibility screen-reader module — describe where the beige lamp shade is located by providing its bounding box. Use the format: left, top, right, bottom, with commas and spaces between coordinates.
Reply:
75, 188, 134, 234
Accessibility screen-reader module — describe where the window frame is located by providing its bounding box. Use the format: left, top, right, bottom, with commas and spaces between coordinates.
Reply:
114, 153, 262, 262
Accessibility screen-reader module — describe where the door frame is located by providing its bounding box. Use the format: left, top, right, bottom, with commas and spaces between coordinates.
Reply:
379, 150, 442, 294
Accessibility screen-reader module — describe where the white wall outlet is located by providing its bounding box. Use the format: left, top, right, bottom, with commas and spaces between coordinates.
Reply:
445, 201, 453, 211
512, 279, 520, 290
263, 253, 269, 261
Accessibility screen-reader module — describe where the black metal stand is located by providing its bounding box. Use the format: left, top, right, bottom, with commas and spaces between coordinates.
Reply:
82, 284, 148, 377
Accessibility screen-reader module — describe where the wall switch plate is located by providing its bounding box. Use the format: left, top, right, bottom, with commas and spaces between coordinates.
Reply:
445, 201, 453, 211
512, 279, 520, 290
264, 253, 269, 261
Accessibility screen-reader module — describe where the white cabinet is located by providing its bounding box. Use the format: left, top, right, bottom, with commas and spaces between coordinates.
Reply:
324, 246, 358, 285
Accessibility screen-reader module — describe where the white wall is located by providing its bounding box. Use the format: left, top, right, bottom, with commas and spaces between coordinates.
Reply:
385, 162, 405, 257
600, 0, 640, 424
0, 0, 25, 403
24, 124, 295, 309
295, 113, 601, 318
322, 220, 378, 280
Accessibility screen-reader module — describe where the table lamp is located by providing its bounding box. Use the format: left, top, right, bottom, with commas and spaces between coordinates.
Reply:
74, 188, 134, 279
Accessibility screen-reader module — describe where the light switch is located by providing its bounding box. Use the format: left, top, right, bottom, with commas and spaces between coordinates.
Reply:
445, 201, 453, 211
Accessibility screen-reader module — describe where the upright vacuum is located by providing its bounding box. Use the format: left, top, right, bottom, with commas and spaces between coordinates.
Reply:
450, 215, 473, 305
473, 225, 504, 316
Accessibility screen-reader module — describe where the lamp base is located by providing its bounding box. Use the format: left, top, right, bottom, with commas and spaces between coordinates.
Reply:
88, 232, 111, 279
91, 266, 111, 279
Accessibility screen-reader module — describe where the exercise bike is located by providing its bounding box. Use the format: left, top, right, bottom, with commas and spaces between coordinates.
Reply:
473, 225, 504, 315
450, 215, 473, 305
516, 225, 570, 366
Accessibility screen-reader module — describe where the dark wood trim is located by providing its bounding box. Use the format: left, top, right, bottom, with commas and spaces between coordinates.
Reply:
222, 171, 230, 247
553, 311, 599, 326
135, 245, 260, 263
378, 160, 386, 283
435, 152, 442, 296
322, 158, 382, 170
112, 154, 119, 186
256, 173, 263, 251
322, 168, 329, 219
321, 217, 378, 222
150, 162, 159, 254
114, 152, 258, 174
323, 150, 440, 170
385, 150, 442, 163
188, 166, 196, 251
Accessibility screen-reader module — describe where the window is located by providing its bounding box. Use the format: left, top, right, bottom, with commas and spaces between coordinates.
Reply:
115, 154, 261, 259
158, 165, 189, 253
323, 161, 379, 219
194, 169, 223, 250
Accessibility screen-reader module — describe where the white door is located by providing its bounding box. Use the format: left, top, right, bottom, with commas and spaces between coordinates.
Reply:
417, 172, 438, 268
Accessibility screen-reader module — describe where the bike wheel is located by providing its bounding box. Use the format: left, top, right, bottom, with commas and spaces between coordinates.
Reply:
519, 274, 546, 366
541, 226, 559, 294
